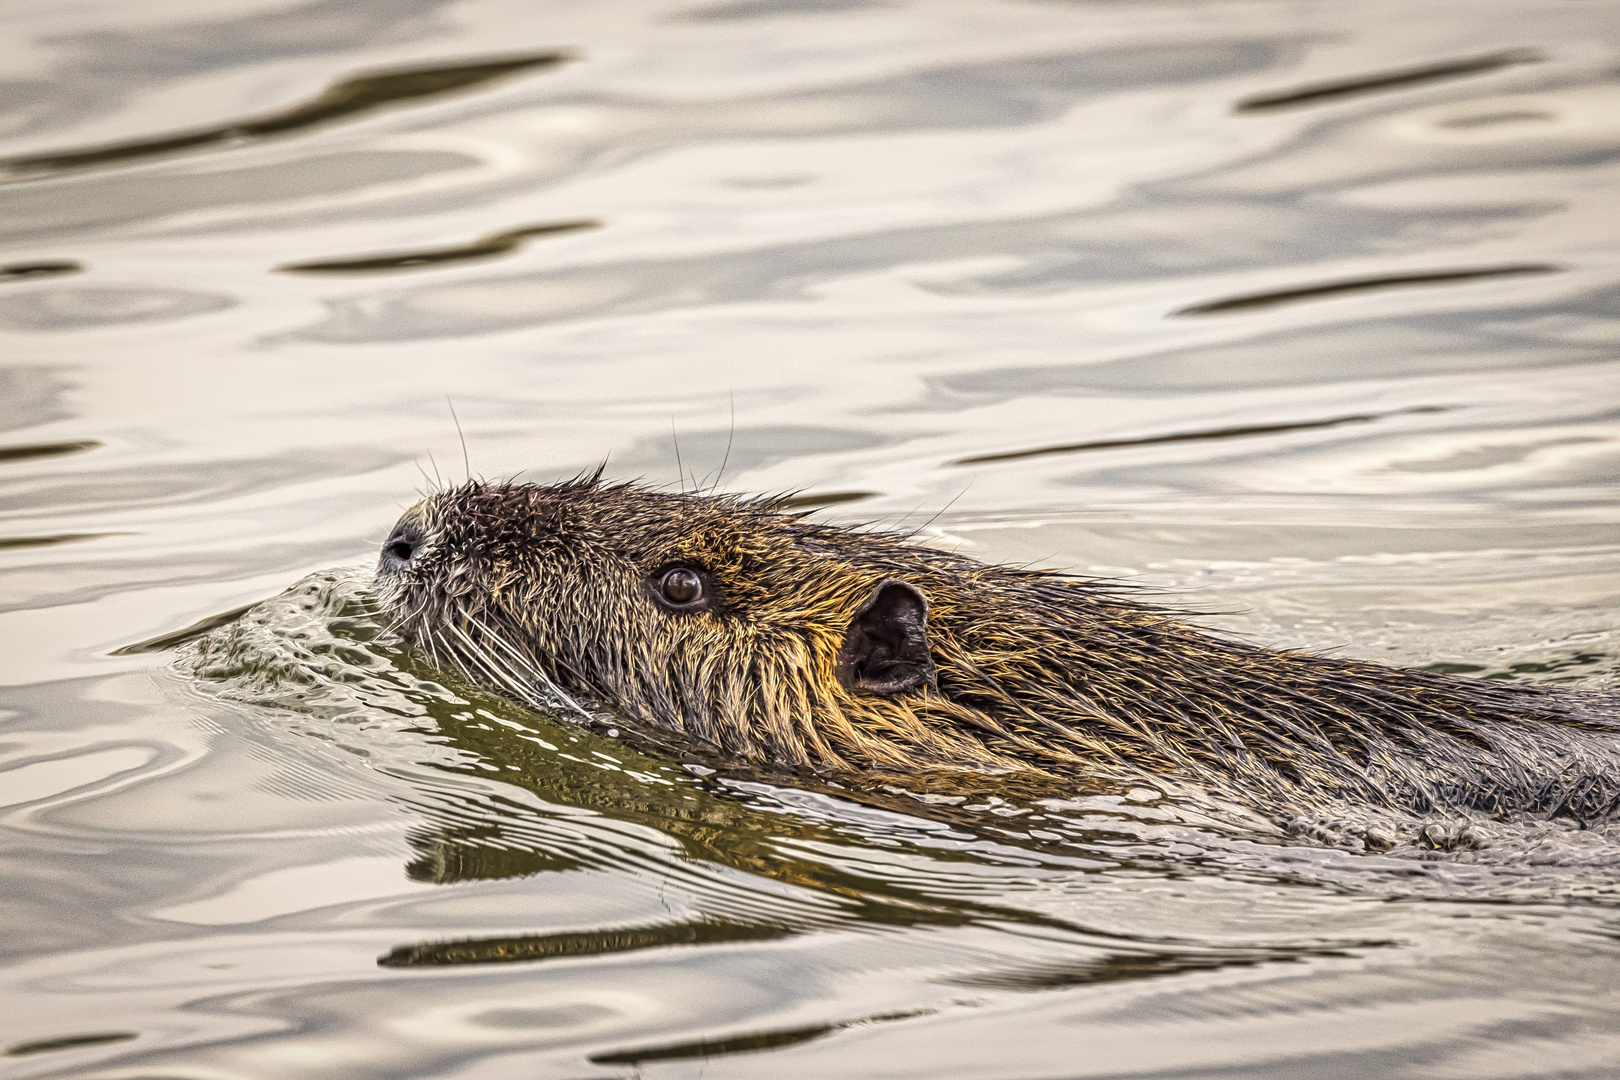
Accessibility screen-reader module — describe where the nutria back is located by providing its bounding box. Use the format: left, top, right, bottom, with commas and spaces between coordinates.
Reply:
375, 477, 1620, 823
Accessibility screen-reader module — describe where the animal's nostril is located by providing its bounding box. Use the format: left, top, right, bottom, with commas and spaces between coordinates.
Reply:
386, 540, 414, 563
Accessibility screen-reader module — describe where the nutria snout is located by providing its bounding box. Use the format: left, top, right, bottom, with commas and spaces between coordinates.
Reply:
376, 476, 1620, 822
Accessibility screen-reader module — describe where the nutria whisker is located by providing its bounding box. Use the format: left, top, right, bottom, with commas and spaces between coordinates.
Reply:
374, 476, 1620, 826
422, 625, 446, 676
899, 481, 973, 541
443, 619, 550, 712
382, 588, 432, 640
453, 620, 571, 714
669, 419, 691, 495
442, 631, 531, 712
446, 397, 471, 483
702, 393, 737, 496
457, 609, 591, 718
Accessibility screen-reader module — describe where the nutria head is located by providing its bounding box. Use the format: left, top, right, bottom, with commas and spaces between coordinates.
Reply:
374, 475, 1093, 774
376, 476, 1620, 818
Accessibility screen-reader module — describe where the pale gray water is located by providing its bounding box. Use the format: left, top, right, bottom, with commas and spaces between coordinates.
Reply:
2, 0, 1619, 1076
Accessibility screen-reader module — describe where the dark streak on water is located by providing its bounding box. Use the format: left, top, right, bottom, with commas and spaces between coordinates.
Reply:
944, 945, 1354, 991
591, 1024, 838, 1065
1174, 264, 1560, 315
278, 219, 601, 274
588, 1017, 931, 1066
0, 532, 121, 551
0, 260, 82, 282
1234, 47, 1545, 112
953, 408, 1447, 466
0, 51, 574, 181
0, 438, 100, 462
5, 1032, 137, 1057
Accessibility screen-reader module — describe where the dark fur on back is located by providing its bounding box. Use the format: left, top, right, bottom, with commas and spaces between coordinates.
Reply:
376, 477, 1620, 822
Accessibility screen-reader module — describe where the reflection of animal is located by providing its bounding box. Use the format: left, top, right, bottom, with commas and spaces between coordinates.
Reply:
376, 476, 1620, 822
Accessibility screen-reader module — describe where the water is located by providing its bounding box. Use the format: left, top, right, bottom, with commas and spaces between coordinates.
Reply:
3, 0, 1619, 1074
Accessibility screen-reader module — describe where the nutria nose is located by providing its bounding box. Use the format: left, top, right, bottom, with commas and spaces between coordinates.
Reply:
380, 522, 422, 572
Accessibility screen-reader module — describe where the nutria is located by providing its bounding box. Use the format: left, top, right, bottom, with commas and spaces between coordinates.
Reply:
374, 475, 1620, 824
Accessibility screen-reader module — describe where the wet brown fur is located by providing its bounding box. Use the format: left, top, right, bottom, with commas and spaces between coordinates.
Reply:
376, 476, 1620, 822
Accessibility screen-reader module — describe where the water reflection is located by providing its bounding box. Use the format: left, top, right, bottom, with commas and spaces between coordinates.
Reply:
4, 1031, 137, 1057
676, 0, 893, 21
0, 149, 485, 245
0, 439, 99, 462
279, 219, 600, 274
937, 280, 1620, 398
3, 0, 1619, 1075
1201, 82, 1620, 194
294, 196, 1545, 343
0, 447, 404, 521
0, 284, 232, 331
0, 0, 459, 143
952, 407, 1446, 466
0, 52, 573, 180
1234, 48, 1545, 112
0, 532, 118, 552
0, 260, 81, 282
0, 367, 70, 434
1173, 263, 1559, 315
588, 1013, 918, 1067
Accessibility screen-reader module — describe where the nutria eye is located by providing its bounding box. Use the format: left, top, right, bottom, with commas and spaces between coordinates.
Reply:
386, 540, 414, 562
658, 567, 704, 607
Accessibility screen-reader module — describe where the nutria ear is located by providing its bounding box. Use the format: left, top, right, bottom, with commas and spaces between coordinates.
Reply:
835, 579, 937, 696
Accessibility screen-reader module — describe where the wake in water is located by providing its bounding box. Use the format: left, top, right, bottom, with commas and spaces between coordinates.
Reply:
178, 570, 1620, 907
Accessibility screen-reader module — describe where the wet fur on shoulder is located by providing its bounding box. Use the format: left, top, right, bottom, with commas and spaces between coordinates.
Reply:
376, 476, 1620, 822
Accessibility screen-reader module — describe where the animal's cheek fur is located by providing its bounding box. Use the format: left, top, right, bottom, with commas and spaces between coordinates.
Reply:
549, 592, 664, 674
486, 566, 514, 608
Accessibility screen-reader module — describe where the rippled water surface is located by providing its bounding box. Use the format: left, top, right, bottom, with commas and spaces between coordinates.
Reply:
4, 1, 1620, 1075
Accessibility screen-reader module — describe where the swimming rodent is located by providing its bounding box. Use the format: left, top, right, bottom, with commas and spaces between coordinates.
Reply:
375, 476, 1620, 824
